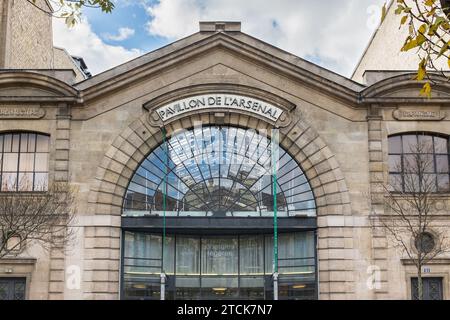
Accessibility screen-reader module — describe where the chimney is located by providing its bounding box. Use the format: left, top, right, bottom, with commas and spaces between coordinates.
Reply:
199, 21, 241, 33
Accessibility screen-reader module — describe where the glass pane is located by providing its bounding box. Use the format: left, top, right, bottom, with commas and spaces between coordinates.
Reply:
418, 135, 433, 152
124, 232, 162, 275
278, 232, 315, 274
388, 136, 402, 153
28, 134, 36, 153
388, 155, 402, 172
11, 134, 20, 152
34, 173, 48, 191
403, 135, 417, 153
20, 134, 28, 152
436, 155, 449, 173
19, 153, 34, 172
18, 173, 33, 191
423, 174, 437, 192
434, 136, 448, 154
163, 236, 175, 275
1, 172, 17, 191
404, 174, 420, 193
421, 155, 435, 173
3, 153, 18, 171
403, 155, 418, 173
3, 134, 12, 153
389, 174, 403, 192
437, 175, 450, 192
36, 135, 49, 152
34, 153, 48, 172
239, 236, 264, 275
201, 237, 238, 276
176, 237, 200, 275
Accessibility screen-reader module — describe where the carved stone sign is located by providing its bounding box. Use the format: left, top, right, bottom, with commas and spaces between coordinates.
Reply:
155, 94, 284, 122
393, 108, 446, 121
0, 106, 45, 119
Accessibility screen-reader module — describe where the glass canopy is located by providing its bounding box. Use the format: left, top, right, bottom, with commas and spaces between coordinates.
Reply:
123, 126, 316, 217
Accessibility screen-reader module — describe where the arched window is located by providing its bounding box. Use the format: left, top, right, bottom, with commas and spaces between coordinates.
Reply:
123, 126, 316, 217
0, 132, 50, 192
388, 133, 450, 193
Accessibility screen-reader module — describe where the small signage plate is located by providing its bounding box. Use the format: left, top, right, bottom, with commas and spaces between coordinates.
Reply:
155, 94, 284, 123
393, 108, 446, 121
0, 106, 45, 119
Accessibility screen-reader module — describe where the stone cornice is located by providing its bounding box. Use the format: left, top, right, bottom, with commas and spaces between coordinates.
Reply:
1, 33, 450, 112
0, 71, 79, 103
360, 73, 450, 104
401, 258, 450, 265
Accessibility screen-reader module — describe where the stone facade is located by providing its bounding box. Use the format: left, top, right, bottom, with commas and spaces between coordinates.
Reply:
0, 0, 86, 83
0, 12, 450, 300
0, 0, 53, 69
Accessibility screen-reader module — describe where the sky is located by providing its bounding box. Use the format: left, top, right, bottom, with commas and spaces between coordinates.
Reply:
52, 0, 386, 77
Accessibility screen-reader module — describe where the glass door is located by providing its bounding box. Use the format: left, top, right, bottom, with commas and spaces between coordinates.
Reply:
200, 236, 239, 299
122, 231, 317, 300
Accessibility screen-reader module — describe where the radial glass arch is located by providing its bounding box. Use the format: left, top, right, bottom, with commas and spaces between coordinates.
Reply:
123, 126, 316, 217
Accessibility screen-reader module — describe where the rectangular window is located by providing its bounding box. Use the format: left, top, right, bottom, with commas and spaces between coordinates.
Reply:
389, 134, 450, 193
0, 133, 49, 192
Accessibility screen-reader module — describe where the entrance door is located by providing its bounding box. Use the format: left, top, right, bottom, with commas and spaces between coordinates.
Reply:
411, 277, 443, 300
0, 278, 26, 300
173, 235, 265, 300
122, 231, 317, 300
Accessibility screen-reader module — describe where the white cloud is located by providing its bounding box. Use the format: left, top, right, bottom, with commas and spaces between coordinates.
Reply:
53, 18, 142, 75
145, 0, 386, 76
104, 27, 136, 41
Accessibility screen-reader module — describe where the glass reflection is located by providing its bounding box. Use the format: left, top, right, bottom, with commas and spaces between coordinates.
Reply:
124, 126, 316, 217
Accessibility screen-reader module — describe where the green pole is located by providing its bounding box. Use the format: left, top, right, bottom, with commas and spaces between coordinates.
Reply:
162, 128, 167, 272
272, 129, 279, 274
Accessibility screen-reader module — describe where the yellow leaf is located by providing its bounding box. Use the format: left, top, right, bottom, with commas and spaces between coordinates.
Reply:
401, 38, 418, 51
420, 82, 432, 98
400, 15, 408, 26
448, 58, 450, 68
425, 0, 435, 6
418, 24, 427, 34
416, 59, 427, 81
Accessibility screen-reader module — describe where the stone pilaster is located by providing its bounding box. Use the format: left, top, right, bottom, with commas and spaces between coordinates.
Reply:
367, 105, 389, 298
48, 105, 71, 300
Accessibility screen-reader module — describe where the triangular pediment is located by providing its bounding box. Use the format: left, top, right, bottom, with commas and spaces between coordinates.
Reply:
75, 31, 364, 105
